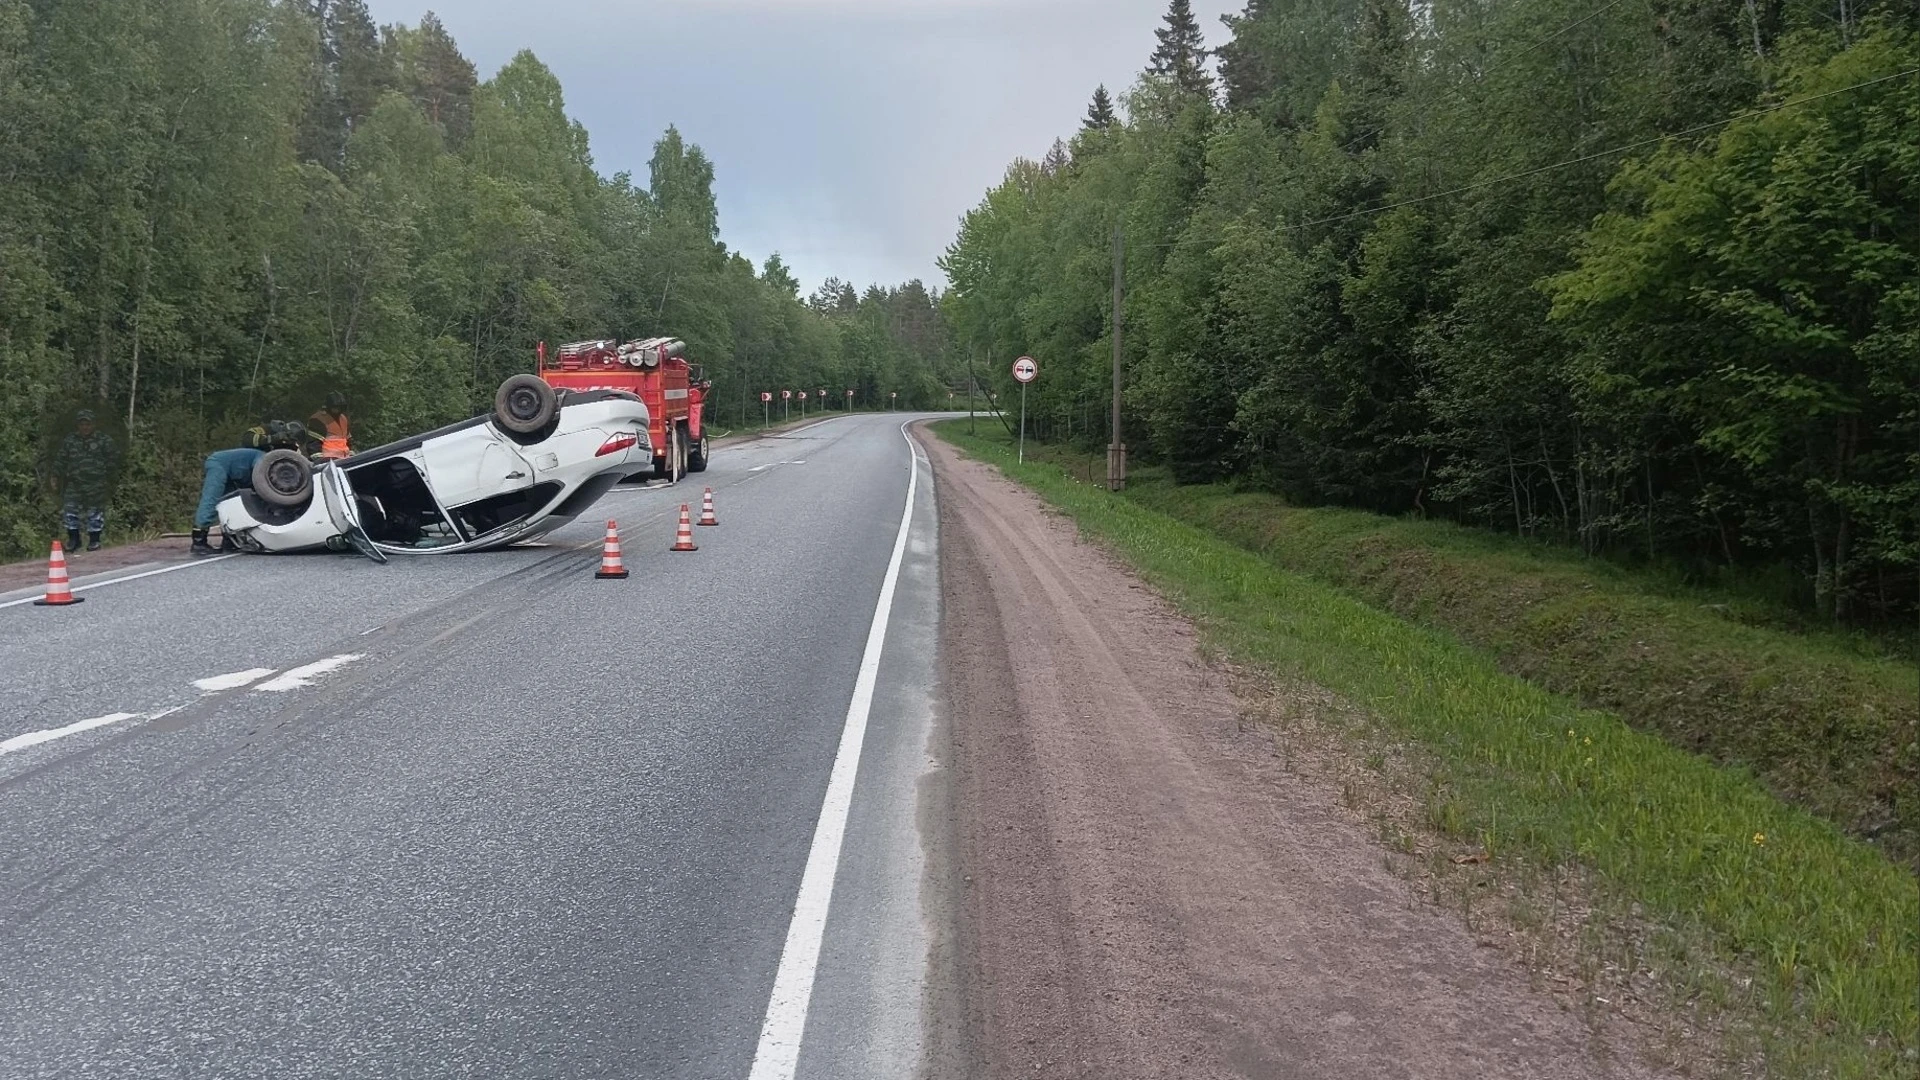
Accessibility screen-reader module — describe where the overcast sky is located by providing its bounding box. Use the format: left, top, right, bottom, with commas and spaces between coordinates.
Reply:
363, 0, 1238, 295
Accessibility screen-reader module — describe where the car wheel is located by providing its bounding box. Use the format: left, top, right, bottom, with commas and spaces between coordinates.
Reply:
494, 374, 557, 434
251, 449, 314, 508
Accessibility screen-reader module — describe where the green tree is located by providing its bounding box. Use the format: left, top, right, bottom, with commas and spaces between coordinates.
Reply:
1148, 0, 1215, 99
1550, 25, 1920, 618
1084, 84, 1117, 130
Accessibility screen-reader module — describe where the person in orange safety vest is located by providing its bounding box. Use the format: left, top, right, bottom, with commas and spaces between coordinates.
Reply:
308, 391, 352, 460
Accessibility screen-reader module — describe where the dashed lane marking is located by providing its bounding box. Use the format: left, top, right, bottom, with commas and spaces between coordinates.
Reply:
1, 712, 141, 756
192, 668, 278, 692
254, 654, 365, 693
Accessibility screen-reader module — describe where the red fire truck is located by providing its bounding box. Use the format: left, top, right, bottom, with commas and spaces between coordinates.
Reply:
536, 337, 711, 481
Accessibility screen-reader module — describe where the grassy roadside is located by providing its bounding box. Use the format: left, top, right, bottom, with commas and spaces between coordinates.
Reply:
929, 420, 1918, 1078
993, 439, 1919, 869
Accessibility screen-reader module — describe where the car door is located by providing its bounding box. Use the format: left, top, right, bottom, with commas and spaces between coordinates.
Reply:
319, 463, 388, 563
417, 426, 536, 512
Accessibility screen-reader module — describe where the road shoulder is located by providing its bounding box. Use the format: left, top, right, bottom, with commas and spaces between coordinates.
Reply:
925, 432, 1664, 1079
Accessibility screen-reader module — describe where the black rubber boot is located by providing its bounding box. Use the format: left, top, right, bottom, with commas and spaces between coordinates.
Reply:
87, 530, 102, 552
190, 529, 217, 557
66, 528, 82, 551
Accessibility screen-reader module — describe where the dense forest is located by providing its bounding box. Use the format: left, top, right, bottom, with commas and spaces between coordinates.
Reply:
0, 1, 956, 557
941, 0, 1917, 625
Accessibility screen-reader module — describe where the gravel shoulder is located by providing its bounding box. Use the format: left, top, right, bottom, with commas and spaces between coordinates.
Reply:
926, 432, 1665, 1080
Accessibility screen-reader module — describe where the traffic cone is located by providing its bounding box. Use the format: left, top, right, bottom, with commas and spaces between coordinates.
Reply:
670, 504, 699, 552
595, 520, 629, 579
33, 541, 84, 606
697, 487, 719, 526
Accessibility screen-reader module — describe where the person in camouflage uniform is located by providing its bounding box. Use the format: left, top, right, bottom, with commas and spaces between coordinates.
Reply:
49, 409, 119, 552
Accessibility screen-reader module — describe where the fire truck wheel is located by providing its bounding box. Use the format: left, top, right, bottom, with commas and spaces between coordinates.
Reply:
494, 374, 557, 434
688, 431, 709, 473
252, 449, 314, 508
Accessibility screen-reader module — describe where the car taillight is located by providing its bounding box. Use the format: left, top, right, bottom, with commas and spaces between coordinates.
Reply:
596, 432, 639, 457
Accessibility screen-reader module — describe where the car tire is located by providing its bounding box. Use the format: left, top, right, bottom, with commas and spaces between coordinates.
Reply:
494, 374, 557, 434
688, 430, 709, 472
252, 449, 314, 509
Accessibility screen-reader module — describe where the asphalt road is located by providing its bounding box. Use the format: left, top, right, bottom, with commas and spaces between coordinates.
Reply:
0, 413, 949, 1080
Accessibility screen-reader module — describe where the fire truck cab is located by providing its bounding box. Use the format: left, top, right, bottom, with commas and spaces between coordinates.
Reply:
537, 336, 710, 481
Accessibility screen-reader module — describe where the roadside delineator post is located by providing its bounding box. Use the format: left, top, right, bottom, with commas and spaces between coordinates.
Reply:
595, 520, 629, 579
697, 487, 718, 526
670, 504, 699, 552
33, 541, 84, 606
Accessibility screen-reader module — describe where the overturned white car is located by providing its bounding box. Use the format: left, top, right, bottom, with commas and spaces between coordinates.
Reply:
217, 376, 653, 561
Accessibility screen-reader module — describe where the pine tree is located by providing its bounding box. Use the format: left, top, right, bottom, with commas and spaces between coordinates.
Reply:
1216, 0, 1275, 113
399, 13, 477, 146
1148, 0, 1214, 98
297, 0, 392, 171
1083, 84, 1117, 130
1041, 138, 1070, 175
1338, 0, 1410, 153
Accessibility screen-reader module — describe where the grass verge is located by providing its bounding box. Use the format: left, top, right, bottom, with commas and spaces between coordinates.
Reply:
929, 420, 1918, 1079
1010, 440, 1919, 869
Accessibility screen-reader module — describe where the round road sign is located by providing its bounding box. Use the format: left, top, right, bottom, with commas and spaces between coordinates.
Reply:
1012, 356, 1038, 383
782, 389, 792, 399
845, 389, 854, 397
798, 391, 808, 400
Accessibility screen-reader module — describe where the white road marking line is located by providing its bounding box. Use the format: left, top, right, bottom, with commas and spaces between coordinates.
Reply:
0, 553, 240, 610
193, 668, 277, 692
254, 654, 365, 692
1, 712, 140, 756
747, 459, 810, 473
765, 416, 843, 439
748, 421, 921, 1080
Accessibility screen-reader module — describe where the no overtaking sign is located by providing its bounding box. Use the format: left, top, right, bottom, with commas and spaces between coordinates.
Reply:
1012, 355, 1038, 463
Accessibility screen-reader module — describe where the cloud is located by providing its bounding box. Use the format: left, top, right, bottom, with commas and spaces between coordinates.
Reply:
365, 0, 1238, 292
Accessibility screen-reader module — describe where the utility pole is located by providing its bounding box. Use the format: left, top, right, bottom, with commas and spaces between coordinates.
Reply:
1108, 223, 1127, 491
967, 348, 978, 434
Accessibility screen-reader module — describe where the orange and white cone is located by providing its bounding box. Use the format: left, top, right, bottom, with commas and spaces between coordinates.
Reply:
33, 541, 84, 606
595, 520, 629, 579
697, 487, 718, 526
670, 504, 699, 552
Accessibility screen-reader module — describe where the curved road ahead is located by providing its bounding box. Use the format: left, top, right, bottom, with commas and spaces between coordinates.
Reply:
0, 413, 945, 1080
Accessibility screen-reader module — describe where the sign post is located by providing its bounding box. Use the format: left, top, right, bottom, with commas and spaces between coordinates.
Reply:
798, 390, 808, 420
782, 389, 791, 422
760, 391, 771, 427
1012, 355, 1038, 463
845, 388, 854, 412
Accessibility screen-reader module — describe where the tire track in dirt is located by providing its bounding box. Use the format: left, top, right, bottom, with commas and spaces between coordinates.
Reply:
929, 435, 1663, 1080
